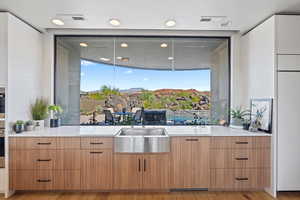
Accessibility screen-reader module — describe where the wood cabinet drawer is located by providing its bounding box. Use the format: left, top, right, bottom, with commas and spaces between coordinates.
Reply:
210, 168, 270, 190
10, 137, 57, 150
211, 137, 254, 149
56, 137, 81, 149
211, 137, 270, 149
10, 170, 54, 190
81, 137, 113, 149
10, 150, 56, 170
10, 170, 81, 190
210, 148, 270, 169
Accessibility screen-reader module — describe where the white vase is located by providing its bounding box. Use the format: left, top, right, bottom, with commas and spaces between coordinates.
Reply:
34, 120, 45, 130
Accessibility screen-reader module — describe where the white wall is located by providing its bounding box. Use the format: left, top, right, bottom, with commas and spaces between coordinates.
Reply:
239, 16, 276, 197
7, 14, 44, 122
239, 17, 276, 107
0, 12, 43, 197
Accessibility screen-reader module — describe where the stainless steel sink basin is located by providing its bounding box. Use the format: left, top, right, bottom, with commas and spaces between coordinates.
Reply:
119, 128, 166, 136
114, 128, 170, 153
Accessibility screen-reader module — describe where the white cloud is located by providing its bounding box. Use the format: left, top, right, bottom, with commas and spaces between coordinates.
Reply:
143, 78, 149, 81
125, 70, 133, 74
81, 60, 93, 66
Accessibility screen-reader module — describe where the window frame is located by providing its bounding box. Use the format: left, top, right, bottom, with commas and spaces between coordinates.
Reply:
54, 35, 231, 126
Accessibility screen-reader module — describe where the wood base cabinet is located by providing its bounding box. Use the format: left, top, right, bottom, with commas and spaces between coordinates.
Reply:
113, 153, 169, 190
81, 150, 113, 190
170, 137, 210, 189
209, 137, 271, 190
9, 136, 270, 192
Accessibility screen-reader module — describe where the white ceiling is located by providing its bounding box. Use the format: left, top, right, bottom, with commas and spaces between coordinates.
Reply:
58, 37, 227, 70
0, 0, 300, 32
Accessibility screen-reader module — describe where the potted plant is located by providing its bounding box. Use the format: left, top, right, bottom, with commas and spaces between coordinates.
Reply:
30, 98, 48, 130
13, 120, 24, 133
230, 107, 250, 128
48, 105, 63, 128
242, 118, 251, 130
25, 120, 35, 131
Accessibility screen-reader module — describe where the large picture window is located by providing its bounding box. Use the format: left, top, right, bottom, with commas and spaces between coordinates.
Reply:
55, 36, 230, 126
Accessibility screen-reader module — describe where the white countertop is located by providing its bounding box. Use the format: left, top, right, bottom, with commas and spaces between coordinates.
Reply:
8, 126, 271, 137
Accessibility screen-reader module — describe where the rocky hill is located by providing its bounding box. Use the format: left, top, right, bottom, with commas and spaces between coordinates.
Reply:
80, 87, 210, 115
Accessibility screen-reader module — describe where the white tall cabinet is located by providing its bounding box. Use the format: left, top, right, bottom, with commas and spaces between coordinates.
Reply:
276, 15, 300, 191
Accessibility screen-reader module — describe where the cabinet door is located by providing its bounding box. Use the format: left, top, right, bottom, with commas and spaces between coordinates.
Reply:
278, 72, 300, 190
190, 137, 210, 188
142, 154, 169, 189
170, 137, 210, 188
113, 154, 142, 190
55, 150, 81, 170
277, 15, 300, 54
54, 170, 81, 190
81, 150, 112, 190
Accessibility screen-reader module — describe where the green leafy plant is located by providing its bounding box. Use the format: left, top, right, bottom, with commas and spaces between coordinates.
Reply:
15, 120, 24, 125
48, 105, 63, 119
30, 98, 49, 120
230, 107, 250, 120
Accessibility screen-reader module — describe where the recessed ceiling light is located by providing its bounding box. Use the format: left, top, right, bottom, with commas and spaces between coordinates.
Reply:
121, 43, 128, 48
165, 19, 176, 27
116, 56, 123, 60
168, 57, 174, 60
160, 43, 168, 48
109, 18, 121, 27
51, 18, 64, 26
100, 57, 111, 62
79, 42, 88, 47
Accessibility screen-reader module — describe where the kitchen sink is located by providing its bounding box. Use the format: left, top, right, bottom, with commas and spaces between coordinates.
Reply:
114, 128, 170, 153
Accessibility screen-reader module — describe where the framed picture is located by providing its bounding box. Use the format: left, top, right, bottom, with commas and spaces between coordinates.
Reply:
250, 98, 273, 133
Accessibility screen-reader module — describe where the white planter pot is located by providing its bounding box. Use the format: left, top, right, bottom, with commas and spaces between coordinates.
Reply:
34, 120, 44, 130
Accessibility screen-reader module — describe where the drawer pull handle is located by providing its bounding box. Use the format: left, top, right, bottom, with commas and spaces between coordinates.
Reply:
37, 159, 51, 162
138, 158, 141, 172
90, 142, 104, 145
37, 179, 51, 182
37, 142, 51, 145
235, 158, 249, 161
144, 159, 146, 172
235, 177, 249, 181
185, 139, 199, 141
235, 142, 248, 144
90, 151, 103, 154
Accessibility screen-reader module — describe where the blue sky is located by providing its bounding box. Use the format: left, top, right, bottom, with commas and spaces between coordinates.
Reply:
80, 60, 211, 92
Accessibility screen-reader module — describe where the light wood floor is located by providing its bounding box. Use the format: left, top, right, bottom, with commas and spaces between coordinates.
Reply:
1, 191, 300, 200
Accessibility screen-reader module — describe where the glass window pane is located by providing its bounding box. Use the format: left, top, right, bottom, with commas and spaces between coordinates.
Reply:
55, 36, 230, 126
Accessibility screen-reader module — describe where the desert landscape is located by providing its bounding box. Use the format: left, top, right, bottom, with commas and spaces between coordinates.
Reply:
80, 85, 211, 125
